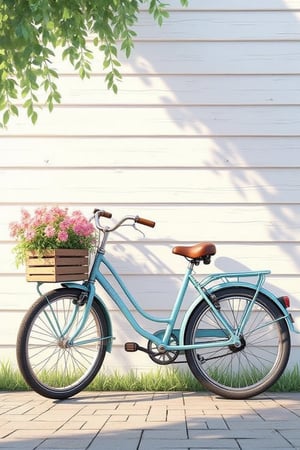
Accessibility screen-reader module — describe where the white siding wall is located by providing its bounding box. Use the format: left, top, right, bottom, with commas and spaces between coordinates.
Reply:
1, 0, 300, 373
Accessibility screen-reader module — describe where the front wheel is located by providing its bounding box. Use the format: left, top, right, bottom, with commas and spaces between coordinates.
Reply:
184, 287, 291, 399
16, 288, 108, 399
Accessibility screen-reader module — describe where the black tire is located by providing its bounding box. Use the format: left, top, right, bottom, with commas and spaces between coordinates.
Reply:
16, 288, 108, 399
184, 287, 290, 399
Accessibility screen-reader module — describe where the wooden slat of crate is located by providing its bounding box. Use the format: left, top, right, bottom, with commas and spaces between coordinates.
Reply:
26, 256, 88, 266
26, 249, 89, 282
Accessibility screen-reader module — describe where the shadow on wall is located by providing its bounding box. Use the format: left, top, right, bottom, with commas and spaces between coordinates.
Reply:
123, 2, 300, 290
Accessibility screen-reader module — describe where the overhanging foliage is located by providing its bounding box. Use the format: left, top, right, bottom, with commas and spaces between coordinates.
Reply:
0, 0, 188, 126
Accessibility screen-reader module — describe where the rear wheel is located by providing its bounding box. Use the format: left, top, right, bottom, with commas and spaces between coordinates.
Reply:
17, 288, 108, 399
185, 287, 290, 399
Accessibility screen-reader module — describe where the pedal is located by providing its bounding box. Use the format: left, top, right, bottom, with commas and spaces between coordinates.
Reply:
124, 342, 139, 352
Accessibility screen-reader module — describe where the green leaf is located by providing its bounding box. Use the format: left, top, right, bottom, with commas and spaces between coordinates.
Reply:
103, 59, 111, 70
48, 69, 59, 78
31, 111, 38, 124
53, 91, 61, 103
113, 68, 122, 79
112, 59, 121, 67
10, 105, 19, 116
23, 99, 32, 109
79, 66, 86, 79
3, 110, 10, 125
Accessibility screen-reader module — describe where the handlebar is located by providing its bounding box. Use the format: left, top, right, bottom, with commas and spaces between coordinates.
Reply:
93, 208, 112, 219
93, 209, 155, 232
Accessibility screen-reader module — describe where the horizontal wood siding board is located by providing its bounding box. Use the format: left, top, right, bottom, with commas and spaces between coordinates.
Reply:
1, 137, 300, 168
2, 168, 300, 204
29, 74, 300, 106
133, 11, 300, 41
53, 42, 300, 75
157, 0, 300, 11
4, 204, 300, 242
2, 106, 300, 137
4, 242, 300, 276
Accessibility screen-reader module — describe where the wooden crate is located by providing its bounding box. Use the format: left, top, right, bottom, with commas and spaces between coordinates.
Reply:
26, 249, 89, 282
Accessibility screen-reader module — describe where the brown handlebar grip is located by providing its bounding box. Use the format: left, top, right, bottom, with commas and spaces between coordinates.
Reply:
93, 209, 112, 219
100, 210, 112, 219
136, 217, 156, 228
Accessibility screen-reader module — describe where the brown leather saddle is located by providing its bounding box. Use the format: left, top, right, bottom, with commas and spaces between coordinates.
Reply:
172, 242, 216, 264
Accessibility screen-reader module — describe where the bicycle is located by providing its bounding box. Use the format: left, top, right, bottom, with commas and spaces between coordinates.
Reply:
16, 209, 295, 400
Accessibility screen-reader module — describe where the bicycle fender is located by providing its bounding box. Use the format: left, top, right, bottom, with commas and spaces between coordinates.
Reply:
210, 282, 292, 319
61, 282, 113, 352
179, 281, 293, 346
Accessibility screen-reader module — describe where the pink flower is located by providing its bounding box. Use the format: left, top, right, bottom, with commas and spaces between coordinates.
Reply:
25, 229, 36, 240
60, 218, 72, 231
21, 209, 30, 221
44, 225, 56, 238
20, 209, 31, 228
74, 221, 94, 237
58, 230, 68, 242
9, 222, 21, 237
52, 206, 67, 218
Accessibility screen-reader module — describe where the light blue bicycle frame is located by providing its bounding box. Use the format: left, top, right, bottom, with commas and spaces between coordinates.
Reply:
62, 249, 294, 353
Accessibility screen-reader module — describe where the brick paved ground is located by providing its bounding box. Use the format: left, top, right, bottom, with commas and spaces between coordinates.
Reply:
1, 391, 300, 449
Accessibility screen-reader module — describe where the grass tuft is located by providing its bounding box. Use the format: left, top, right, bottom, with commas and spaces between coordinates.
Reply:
0, 361, 29, 391
88, 368, 203, 392
0, 361, 300, 392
